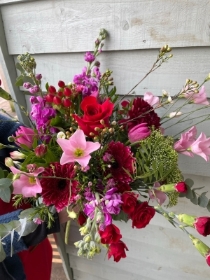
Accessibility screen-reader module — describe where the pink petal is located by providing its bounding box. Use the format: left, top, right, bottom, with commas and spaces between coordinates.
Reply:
69, 129, 87, 150
76, 155, 91, 168
57, 138, 75, 154
84, 141, 100, 155
60, 153, 76, 165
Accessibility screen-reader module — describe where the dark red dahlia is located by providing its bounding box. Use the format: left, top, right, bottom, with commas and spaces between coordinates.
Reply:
105, 141, 135, 183
40, 162, 79, 212
122, 97, 160, 130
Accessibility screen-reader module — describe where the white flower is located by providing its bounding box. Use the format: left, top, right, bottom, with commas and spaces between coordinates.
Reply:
57, 131, 66, 139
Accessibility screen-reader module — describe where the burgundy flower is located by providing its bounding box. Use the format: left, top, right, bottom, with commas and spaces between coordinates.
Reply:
99, 224, 122, 244
105, 141, 135, 183
130, 201, 155, 229
108, 241, 128, 262
77, 211, 87, 226
121, 97, 160, 130
194, 217, 210, 237
40, 162, 79, 212
115, 182, 131, 193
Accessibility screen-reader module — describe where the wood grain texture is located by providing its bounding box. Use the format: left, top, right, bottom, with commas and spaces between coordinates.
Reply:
0, 0, 34, 5
66, 212, 210, 280
1, 0, 210, 54
14, 47, 210, 97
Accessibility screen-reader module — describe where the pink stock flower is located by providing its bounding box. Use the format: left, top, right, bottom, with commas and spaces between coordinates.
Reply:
128, 123, 150, 143
143, 92, 160, 107
10, 166, 44, 197
191, 86, 209, 105
191, 132, 210, 161
57, 129, 100, 168
174, 126, 197, 157
14, 126, 36, 148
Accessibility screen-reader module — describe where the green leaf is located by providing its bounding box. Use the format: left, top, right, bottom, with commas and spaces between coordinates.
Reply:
112, 211, 129, 223
0, 87, 12, 101
0, 168, 4, 179
185, 178, 194, 188
45, 82, 49, 91
16, 62, 25, 74
0, 178, 12, 202
15, 75, 24, 86
0, 242, 6, 262
190, 190, 198, 205
198, 192, 209, 208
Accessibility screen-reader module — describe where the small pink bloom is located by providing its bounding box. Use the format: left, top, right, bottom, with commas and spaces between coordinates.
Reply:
143, 92, 160, 107
149, 182, 167, 205
34, 144, 47, 157
191, 86, 209, 105
10, 166, 44, 197
10, 151, 26, 160
57, 129, 100, 168
128, 123, 150, 143
33, 217, 43, 224
191, 132, 210, 161
15, 126, 36, 148
206, 253, 210, 266
174, 126, 197, 157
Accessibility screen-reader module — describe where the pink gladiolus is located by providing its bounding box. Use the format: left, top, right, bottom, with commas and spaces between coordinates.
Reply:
15, 126, 36, 148
174, 126, 197, 157
57, 129, 100, 168
10, 166, 44, 197
143, 92, 160, 107
128, 123, 150, 143
191, 132, 210, 161
191, 86, 209, 105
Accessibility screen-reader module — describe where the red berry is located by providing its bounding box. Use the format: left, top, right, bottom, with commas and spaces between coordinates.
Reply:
45, 94, 54, 103
63, 87, 72, 97
62, 99, 72, 107
58, 80, 65, 88
48, 85, 56, 94
53, 96, 62, 105
57, 91, 63, 97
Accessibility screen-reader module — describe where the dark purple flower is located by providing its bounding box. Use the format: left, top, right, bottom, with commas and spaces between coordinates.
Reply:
29, 85, 40, 94
23, 82, 32, 89
35, 74, 42, 80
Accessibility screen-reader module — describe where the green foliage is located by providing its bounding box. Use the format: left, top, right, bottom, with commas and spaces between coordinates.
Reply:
0, 87, 12, 101
112, 210, 129, 223
135, 130, 182, 184
180, 178, 210, 212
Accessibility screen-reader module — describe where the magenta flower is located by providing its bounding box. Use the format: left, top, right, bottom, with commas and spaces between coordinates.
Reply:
174, 126, 197, 156
84, 52, 95, 63
143, 92, 160, 106
14, 126, 36, 148
57, 129, 100, 168
191, 132, 210, 161
10, 166, 44, 197
128, 123, 151, 143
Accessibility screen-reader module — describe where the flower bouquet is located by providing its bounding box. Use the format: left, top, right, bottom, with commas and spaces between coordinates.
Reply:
0, 29, 210, 265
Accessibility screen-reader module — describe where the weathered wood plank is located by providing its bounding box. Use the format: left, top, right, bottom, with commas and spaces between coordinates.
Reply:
0, 8, 30, 125
2, 0, 210, 54
0, 0, 34, 5
15, 47, 210, 97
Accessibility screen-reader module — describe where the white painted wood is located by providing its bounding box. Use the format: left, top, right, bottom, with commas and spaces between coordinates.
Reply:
14, 47, 210, 97
1, 0, 210, 55
0, 0, 34, 5
0, 9, 30, 125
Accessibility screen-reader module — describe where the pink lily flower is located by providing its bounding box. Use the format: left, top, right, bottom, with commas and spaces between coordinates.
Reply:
14, 126, 36, 148
10, 151, 26, 160
174, 126, 197, 157
191, 132, 210, 161
128, 123, 150, 143
57, 129, 100, 168
143, 92, 160, 107
10, 166, 44, 197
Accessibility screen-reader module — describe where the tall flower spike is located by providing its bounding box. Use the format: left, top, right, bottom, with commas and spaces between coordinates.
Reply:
57, 129, 100, 168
